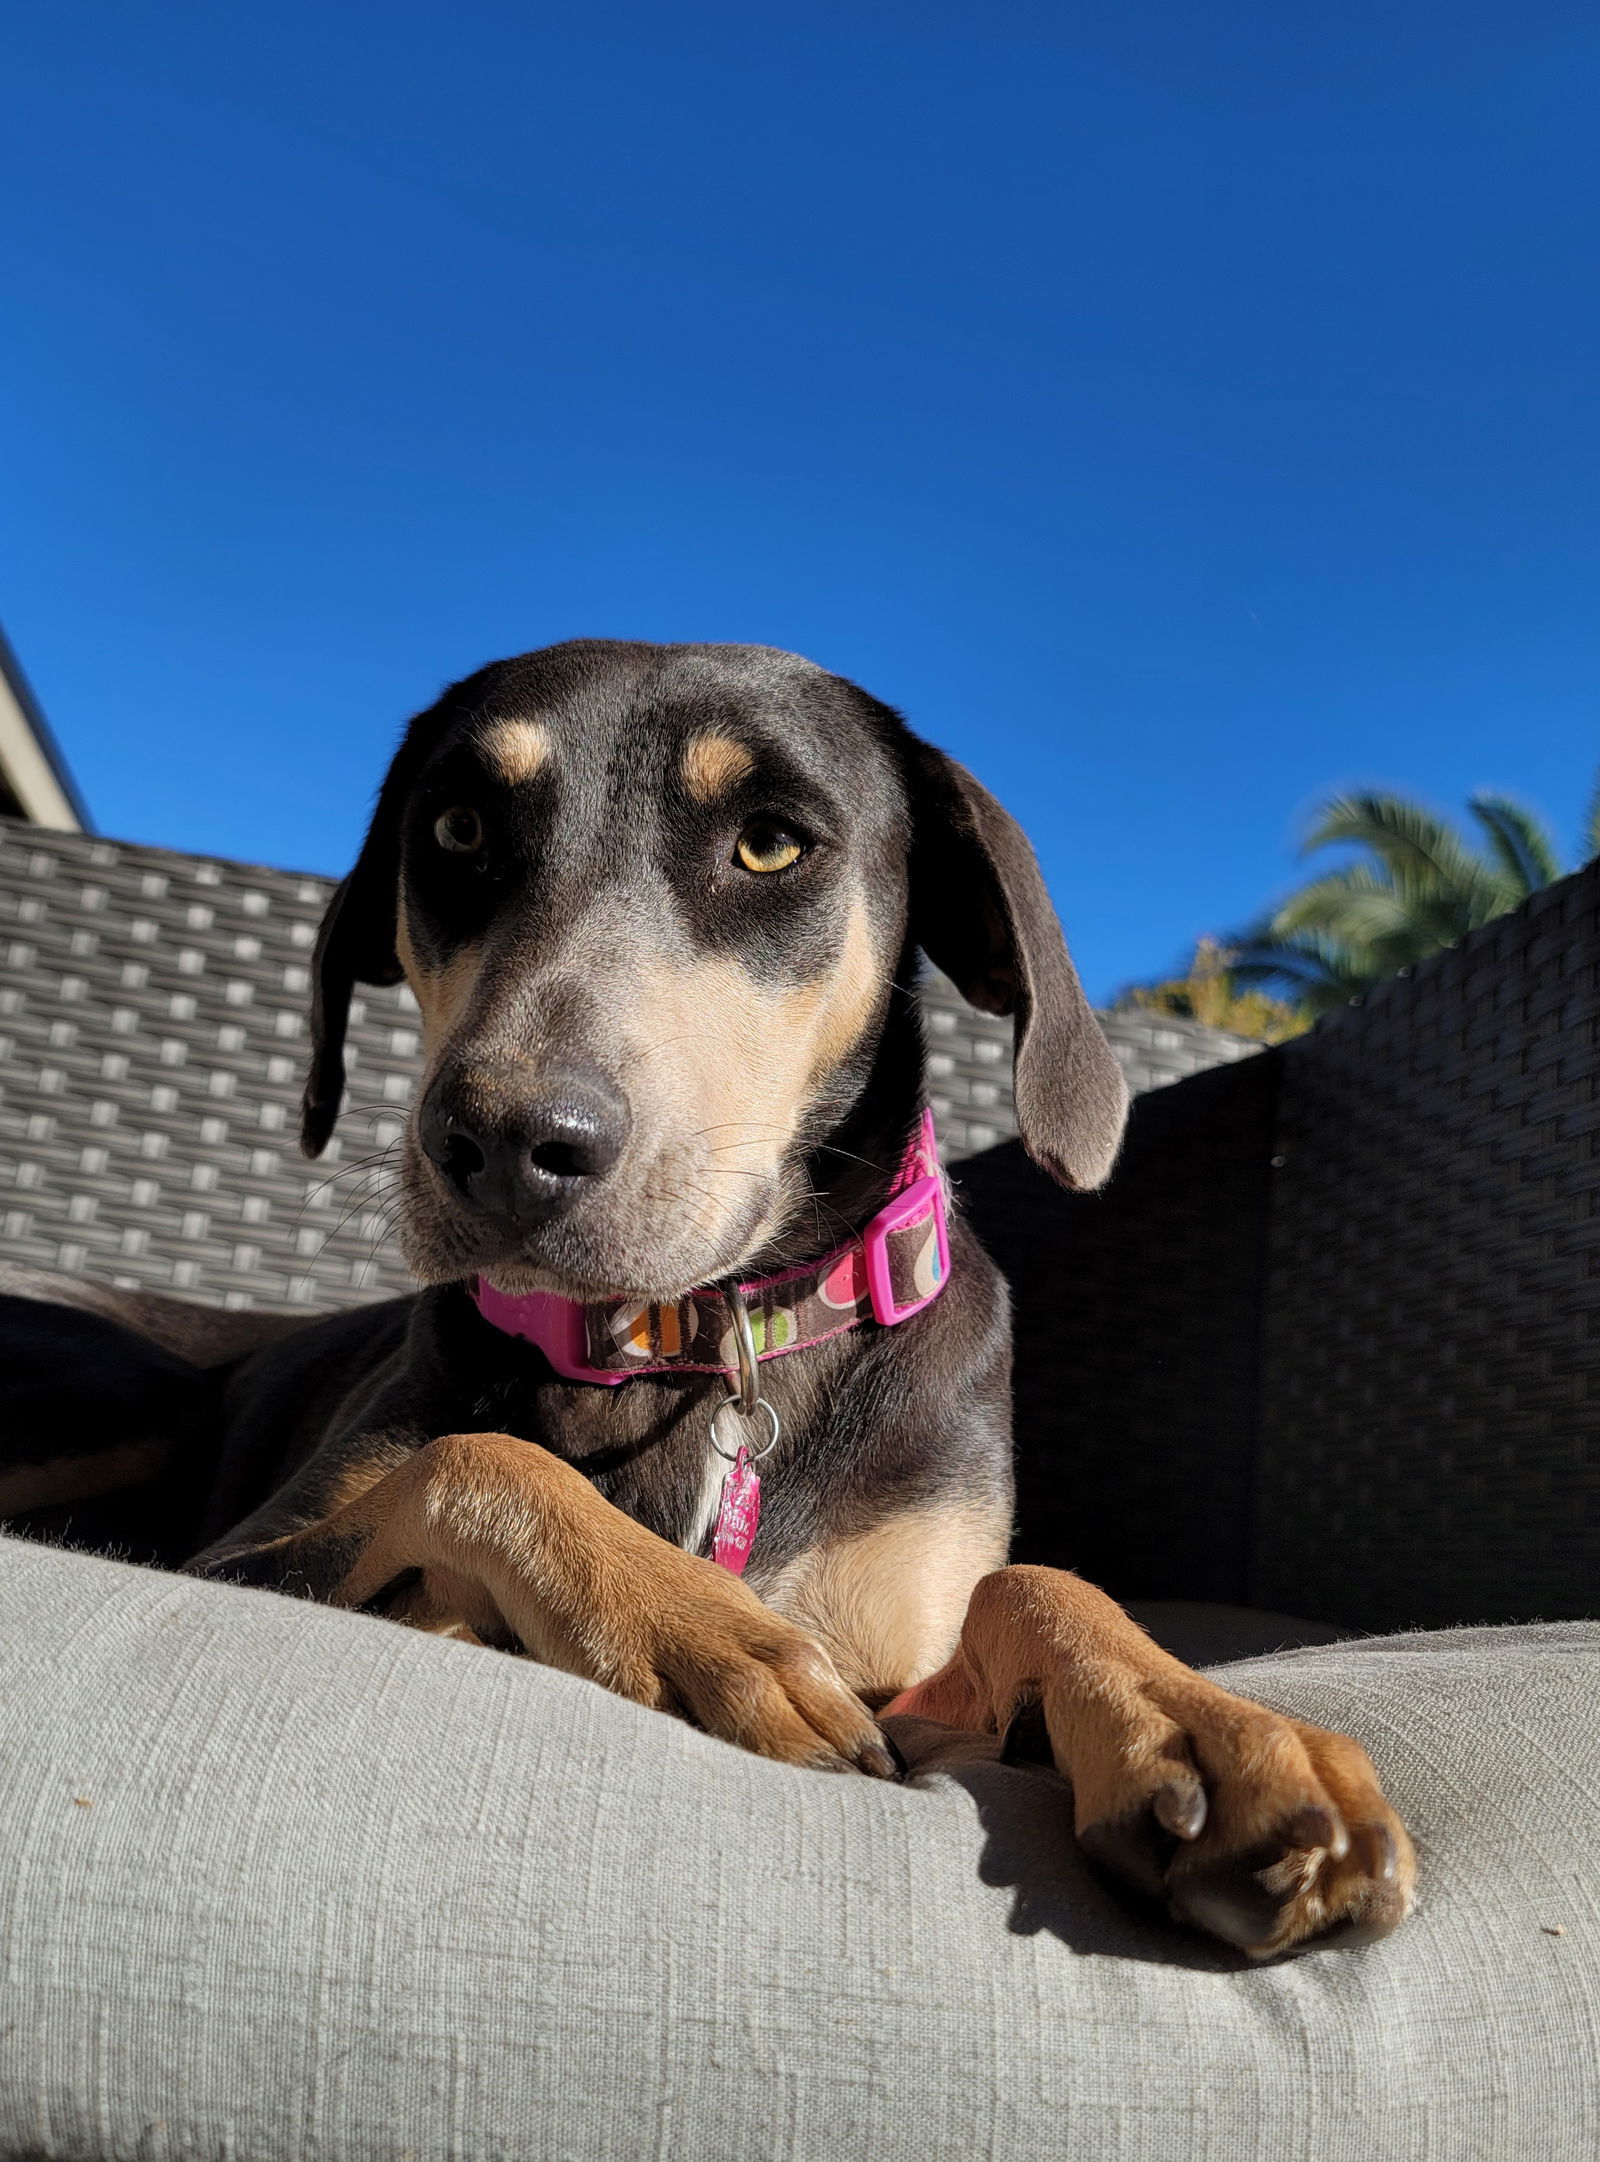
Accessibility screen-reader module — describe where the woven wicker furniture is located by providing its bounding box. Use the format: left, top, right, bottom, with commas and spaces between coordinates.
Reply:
965, 862, 1600, 1632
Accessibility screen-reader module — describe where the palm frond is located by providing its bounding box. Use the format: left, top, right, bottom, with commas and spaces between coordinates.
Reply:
1583, 763, 1600, 865
1267, 868, 1484, 974
1271, 869, 1411, 938
1226, 921, 1374, 1014
1304, 791, 1515, 916
1127, 763, 1591, 1043
1469, 793, 1560, 899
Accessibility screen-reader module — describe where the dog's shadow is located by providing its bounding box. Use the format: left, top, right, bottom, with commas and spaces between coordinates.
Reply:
882, 1715, 1251, 1973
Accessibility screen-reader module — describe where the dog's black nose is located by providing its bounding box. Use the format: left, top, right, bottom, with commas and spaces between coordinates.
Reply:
420, 1068, 628, 1222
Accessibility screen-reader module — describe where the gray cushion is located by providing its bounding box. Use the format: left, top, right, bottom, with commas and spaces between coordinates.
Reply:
0, 1533, 1595, 2161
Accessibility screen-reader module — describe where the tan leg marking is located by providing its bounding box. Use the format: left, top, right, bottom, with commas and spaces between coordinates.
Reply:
0, 1440, 173, 1515
261, 1433, 898, 1775
892, 1565, 1416, 1959
475, 718, 550, 786
767, 1504, 1010, 1700
318, 1448, 410, 1517
681, 733, 753, 802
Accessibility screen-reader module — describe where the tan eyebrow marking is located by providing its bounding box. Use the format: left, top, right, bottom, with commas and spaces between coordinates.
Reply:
681, 733, 754, 802
477, 718, 550, 785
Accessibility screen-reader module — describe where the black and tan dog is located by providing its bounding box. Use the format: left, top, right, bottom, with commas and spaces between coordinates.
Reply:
0, 640, 1413, 1958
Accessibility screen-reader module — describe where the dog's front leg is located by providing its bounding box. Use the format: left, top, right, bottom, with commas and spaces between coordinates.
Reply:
195, 1432, 896, 1777
890, 1565, 1415, 1957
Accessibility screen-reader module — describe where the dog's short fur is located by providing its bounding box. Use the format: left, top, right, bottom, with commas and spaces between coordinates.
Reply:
0, 640, 1413, 1957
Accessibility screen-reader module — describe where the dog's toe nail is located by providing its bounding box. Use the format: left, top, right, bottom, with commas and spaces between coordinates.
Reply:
1153, 1777, 1207, 1841
868, 1729, 906, 1780
1351, 1821, 1398, 1882
1285, 1802, 1343, 1856
807, 1749, 856, 1775
1168, 1867, 1285, 1953
1079, 1810, 1173, 1901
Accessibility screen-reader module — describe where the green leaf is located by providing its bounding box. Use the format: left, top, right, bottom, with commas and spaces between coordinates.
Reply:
1468, 793, 1559, 899
1304, 791, 1515, 918
1583, 764, 1600, 864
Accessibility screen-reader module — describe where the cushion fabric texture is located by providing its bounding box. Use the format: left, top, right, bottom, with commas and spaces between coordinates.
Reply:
0, 1532, 1595, 2162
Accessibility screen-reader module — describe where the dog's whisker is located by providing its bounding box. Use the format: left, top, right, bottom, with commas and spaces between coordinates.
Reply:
301, 1144, 399, 1192
812, 1142, 900, 1175
287, 1149, 401, 1239
311, 1174, 404, 1258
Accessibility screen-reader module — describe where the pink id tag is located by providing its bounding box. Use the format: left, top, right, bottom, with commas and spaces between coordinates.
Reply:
712, 1444, 762, 1574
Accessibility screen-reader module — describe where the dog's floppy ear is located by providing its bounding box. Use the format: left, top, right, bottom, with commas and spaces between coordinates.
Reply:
906, 741, 1129, 1190
301, 798, 407, 1160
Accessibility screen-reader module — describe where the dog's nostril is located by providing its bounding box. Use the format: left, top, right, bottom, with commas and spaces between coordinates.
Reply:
421, 1068, 627, 1220
528, 1138, 586, 1180
441, 1132, 486, 1184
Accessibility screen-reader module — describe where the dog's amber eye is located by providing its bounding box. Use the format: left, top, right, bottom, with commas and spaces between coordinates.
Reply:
735, 820, 804, 874
434, 807, 484, 854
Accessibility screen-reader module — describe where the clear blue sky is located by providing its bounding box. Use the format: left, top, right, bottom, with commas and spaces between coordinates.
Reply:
4, 2, 1597, 1000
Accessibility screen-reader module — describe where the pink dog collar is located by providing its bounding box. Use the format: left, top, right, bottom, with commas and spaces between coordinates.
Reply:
471, 1109, 950, 1385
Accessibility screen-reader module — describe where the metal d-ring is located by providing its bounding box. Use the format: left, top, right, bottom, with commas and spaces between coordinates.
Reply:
709, 1393, 782, 1464
720, 1276, 762, 1416
711, 1277, 780, 1462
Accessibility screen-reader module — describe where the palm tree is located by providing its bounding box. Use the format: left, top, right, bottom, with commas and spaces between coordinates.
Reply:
1232, 782, 1594, 1016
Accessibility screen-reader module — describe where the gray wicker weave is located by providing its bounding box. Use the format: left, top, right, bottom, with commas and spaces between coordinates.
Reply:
1254, 868, 1600, 1631
962, 863, 1600, 1633
0, 820, 422, 1309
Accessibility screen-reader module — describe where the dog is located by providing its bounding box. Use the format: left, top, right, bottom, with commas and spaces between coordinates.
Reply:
0, 639, 1413, 1958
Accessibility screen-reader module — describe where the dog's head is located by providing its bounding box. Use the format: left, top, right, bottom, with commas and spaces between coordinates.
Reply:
303, 640, 1127, 1300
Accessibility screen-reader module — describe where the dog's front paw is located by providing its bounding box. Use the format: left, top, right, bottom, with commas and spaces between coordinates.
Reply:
1052, 1673, 1416, 1958
597, 1547, 899, 1780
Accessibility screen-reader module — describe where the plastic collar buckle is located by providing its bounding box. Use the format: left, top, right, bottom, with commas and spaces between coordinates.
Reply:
862, 1170, 949, 1327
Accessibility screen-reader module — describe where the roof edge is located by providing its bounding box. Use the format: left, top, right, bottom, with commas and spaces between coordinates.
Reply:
0, 622, 93, 831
